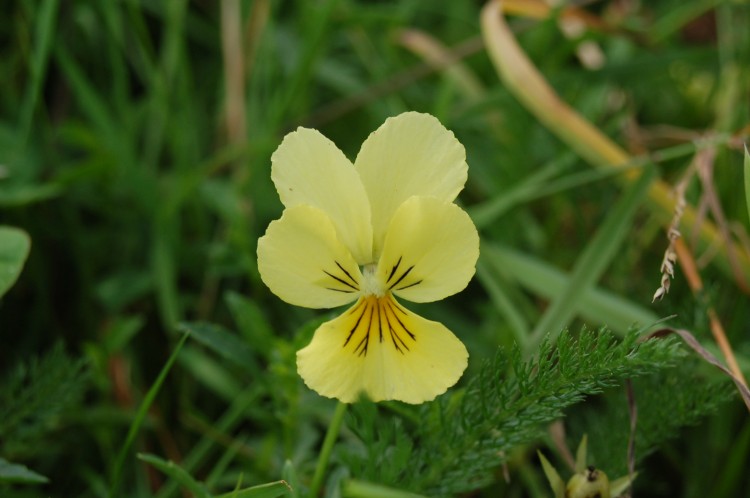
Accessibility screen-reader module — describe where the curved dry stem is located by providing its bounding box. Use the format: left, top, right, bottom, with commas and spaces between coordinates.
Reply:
480, 0, 750, 290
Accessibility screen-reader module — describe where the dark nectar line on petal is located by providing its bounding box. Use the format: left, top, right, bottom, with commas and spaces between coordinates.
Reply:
326, 287, 355, 293
344, 300, 368, 347
383, 306, 406, 354
348, 298, 366, 315
341, 296, 418, 357
377, 300, 384, 342
386, 256, 403, 284
389, 297, 409, 316
388, 264, 415, 290
324, 269, 359, 291
382, 298, 417, 354
335, 261, 359, 287
396, 279, 422, 291
354, 305, 375, 357
385, 312, 404, 354
384, 299, 416, 341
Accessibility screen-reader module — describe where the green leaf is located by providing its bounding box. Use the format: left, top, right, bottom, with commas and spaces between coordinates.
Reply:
0, 226, 31, 298
177, 345, 243, 400
744, 145, 750, 222
215, 480, 292, 498
0, 183, 62, 207
225, 291, 275, 353
178, 321, 259, 375
0, 458, 49, 484
138, 453, 211, 498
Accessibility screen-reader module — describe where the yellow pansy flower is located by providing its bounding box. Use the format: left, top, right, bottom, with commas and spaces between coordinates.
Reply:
257, 112, 479, 404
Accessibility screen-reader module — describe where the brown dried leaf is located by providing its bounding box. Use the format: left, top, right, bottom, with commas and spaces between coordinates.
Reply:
646, 328, 750, 413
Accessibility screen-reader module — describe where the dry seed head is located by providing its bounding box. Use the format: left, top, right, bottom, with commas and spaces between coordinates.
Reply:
652, 165, 692, 302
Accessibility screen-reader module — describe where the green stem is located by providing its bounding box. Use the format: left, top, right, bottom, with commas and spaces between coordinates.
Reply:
309, 401, 348, 497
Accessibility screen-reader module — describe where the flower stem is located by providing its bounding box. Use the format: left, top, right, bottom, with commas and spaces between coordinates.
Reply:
309, 401, 348, 497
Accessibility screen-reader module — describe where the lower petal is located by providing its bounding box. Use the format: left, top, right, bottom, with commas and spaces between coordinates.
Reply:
296, 295, 468, 404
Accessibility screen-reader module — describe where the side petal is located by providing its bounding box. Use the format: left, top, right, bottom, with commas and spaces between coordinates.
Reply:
354, 112, 467, 255
272, 127, 373, 263
257, 205, 363, 309
376, 197, 479, 303
297, 296, 468, 404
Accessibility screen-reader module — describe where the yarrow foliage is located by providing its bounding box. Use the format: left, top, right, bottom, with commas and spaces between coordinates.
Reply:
257, 112, 479, 404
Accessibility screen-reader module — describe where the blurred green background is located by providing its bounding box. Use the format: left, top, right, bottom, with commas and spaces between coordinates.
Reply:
1, 0, 749, 496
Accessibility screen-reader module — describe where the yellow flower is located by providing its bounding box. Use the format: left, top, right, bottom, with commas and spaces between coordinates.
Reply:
257, 112, 479, 404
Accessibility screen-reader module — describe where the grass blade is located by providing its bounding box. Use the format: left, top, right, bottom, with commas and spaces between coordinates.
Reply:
138, 453, 211, 498
19, 0, 60, 143
108, 332, 190, 497
481, 244, 659, 336
215, 481, 292, 498
528, 167, 657, 349
155, 388, 262, 498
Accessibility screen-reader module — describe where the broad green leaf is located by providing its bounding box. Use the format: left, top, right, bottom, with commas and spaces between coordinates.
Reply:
0, 458, 49, 484
177, 345, 243, 400
215, 481, 292, 498
0, 183, 61, 207
225, 291, 275, 352
0, 226, 31, 298
102, 315, 145, 353
138, 453, 210, 498
178, 321, 259, 374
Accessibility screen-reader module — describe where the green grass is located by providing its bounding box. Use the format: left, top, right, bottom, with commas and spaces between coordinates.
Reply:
1, 0, 749, 497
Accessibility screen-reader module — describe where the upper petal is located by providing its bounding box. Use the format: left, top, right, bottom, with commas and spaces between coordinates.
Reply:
272, 127, 373, 263
257, 205, 363, 309
354, 112, 468, 255
376, 196, 479, 303
296, 295, 468, 403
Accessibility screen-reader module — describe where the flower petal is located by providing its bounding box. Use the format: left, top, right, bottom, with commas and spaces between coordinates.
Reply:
272, 127, 373, 263
354, 112, 467, 255
297, 295, 468, 403
257, 205, 363, 309
376, 196, 479, 303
